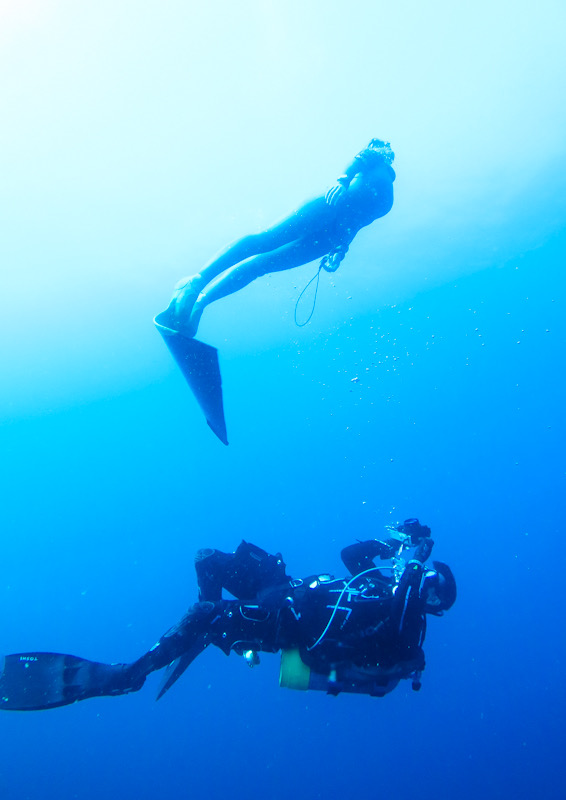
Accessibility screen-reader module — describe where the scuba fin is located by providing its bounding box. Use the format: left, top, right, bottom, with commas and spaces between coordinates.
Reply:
155, 636, 208, 701
0, 652, 143, 711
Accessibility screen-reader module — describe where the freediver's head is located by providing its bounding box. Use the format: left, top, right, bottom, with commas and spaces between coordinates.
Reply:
368, 138, 395, 164
421, 561, 457, 615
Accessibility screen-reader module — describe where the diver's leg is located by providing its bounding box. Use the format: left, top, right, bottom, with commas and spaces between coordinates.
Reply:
194, 548, 233, 602
209, 601, 283, 657
198, 197, 330, 281
129, 601, 220, 682
0, 604, 223, 711
222, 541, 290, 601
170, 197, 332, 323
195, 543, 290, 603
185, 235, 332, 337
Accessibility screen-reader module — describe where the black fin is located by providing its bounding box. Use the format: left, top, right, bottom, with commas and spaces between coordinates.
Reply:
155, 637, 208, 701
0, 652, 140, 711
154, 311, 228, 445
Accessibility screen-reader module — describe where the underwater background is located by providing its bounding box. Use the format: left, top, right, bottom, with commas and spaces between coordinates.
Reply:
1, 1, 565, 798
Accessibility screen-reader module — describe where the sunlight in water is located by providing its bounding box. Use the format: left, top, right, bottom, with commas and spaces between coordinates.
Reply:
0, 0, 46, 30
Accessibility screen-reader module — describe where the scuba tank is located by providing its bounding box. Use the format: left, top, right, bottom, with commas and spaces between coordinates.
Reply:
279, 648, 422, 698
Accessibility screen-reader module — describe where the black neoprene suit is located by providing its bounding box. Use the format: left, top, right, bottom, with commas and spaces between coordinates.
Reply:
129, 540, 429, 686
0, 539, 437, 710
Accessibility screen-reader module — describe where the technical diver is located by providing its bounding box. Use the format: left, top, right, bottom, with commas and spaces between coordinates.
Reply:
0, 519, 456, 710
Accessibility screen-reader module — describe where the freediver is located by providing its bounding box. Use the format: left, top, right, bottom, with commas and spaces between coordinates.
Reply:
0, 519, 456, 709
162, 138, 396, 337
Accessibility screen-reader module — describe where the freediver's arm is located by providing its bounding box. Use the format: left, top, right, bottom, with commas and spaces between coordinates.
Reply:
325, 156, 364, 205
325, 147, 396, 207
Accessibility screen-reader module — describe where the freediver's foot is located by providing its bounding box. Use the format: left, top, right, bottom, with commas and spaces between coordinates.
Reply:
167, 274, 204, 333
164, 302, 201, 339
178, 297, 204, 339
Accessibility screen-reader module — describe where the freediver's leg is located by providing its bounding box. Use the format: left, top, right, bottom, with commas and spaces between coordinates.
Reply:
184, 234, 333, 337
199, 198, 331, 279
171, 196, 333, 323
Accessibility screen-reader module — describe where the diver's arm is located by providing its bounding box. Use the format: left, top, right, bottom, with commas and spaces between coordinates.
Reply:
341, 540, 397, 576
389, 562, 425, 640
337, 156, 364, 187
325, 157, 363, 205
389, 539, 434, 641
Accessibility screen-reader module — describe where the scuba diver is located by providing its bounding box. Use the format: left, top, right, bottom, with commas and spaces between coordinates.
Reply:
0, 519, 456, 710
161, 138, 396, 338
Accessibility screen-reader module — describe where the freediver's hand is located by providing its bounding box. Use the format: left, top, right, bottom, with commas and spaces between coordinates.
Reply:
325, 183, 347, 206
321, 251, 341, 272
323, 244, 349, 272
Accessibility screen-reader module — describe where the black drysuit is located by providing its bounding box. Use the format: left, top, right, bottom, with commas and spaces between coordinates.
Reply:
0, 539, 438, 710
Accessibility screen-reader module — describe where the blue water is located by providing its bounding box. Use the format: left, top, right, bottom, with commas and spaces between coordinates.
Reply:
1, 2, 566, 799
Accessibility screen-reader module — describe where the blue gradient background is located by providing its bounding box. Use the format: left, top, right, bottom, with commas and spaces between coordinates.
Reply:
1, 2, 565, 799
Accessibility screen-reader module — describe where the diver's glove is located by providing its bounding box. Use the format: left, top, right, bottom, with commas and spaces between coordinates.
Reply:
374, 540, 398, 559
